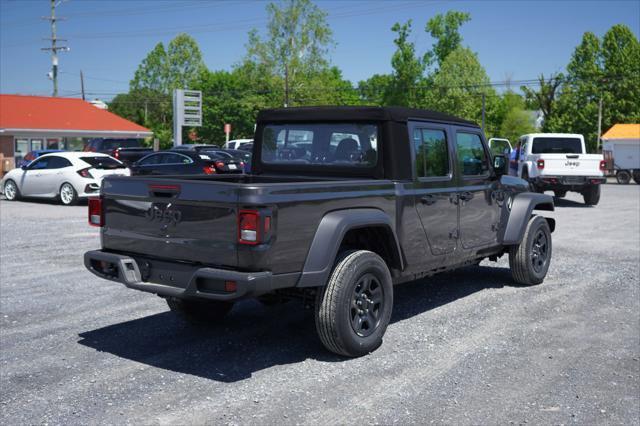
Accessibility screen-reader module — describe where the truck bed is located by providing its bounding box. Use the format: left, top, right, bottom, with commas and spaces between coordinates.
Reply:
100, 174, 398, 273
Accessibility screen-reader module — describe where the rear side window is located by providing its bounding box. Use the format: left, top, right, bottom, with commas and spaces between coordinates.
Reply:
80, 156, 125, 169
47, 156, 72, 169
456, 132, 489, 176
413, 128, 449, 178
531, 137, 582, 154
262, 123, 378, 168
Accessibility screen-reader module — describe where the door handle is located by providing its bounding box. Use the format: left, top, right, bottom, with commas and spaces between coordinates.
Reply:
419, 195, 437, 205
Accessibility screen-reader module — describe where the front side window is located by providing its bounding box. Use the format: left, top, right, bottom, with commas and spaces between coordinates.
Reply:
29, 158, 50, 170
138, 154, 163, 165
261, 123, 378, 168
413, 128, 449, 178
456, 132, 489, 176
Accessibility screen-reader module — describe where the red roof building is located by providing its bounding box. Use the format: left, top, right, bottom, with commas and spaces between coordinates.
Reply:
0, 94, 152, 172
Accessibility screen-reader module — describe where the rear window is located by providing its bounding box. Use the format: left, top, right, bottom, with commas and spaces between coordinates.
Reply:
531, 137, 583, 154
261, 123, 378, 168
80, 156, 126, 169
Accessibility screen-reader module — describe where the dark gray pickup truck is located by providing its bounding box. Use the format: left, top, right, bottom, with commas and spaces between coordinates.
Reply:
85, 106, 555, 357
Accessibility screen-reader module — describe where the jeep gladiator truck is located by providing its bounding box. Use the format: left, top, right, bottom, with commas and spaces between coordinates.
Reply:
84, 106, 555, 357
512, 133, 606, 205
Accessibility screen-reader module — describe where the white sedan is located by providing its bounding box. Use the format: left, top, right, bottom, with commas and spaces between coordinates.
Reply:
0, 152, 129, 205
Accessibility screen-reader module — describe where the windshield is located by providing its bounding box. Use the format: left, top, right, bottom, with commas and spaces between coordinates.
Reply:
532, 137, 583, 154
261, 123, 378, 168
80, 156, 126, 169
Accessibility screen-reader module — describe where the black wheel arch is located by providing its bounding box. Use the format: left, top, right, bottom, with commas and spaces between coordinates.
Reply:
500, 192, 555, 245
297, 209, 404, 288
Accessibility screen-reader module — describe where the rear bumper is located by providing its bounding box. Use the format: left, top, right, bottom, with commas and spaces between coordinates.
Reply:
532, 175, 606, 190
84, 250, 294, 301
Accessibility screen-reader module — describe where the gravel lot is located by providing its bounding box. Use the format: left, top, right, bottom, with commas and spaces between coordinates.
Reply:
1, 184, 639, 425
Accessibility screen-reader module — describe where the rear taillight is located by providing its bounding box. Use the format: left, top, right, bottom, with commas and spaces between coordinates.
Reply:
113, 149, 120, 159
238, 210, 259, 244
88, 197, 103, 227
599, 160, 606, 171
203, 164, 217, 175
536, 159, 545, 170
215, 161, 225, 169
77, 168, 93, 178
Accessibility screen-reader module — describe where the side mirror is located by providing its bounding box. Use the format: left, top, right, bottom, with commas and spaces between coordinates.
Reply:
21, 165, 28, 170
493, 154, 508, 177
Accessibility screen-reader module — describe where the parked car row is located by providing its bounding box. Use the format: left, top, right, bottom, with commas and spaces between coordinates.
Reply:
1, 142, 254, 205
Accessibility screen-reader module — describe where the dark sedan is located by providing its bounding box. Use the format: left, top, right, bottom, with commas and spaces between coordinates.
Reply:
130, 151, 243, 176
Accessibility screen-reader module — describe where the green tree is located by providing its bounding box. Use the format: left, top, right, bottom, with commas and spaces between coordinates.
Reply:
386, 20, 426, 106
130, 33, 206, 94
425, 11, 471, 66
358, 74, 392, 105
109, 88, 172, 147
428, 47, 498, 134
500, 107, 535, 143
550, 26, 640, 151
245, 0, 333, 106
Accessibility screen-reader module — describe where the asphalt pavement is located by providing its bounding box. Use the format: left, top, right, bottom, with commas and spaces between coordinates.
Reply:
1, 184, 638, 425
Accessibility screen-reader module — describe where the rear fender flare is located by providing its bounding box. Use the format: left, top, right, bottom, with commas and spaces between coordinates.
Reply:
297, 209, 403, 288
501, 192, 555, 245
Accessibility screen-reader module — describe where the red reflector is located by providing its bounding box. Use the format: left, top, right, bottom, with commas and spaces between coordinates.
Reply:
88, 197, 103, 227
238, 210, 260, 245
264, 216, 271, 233
224, 281, 237, 292
203, 165, 216, 175
599, 160, 606, 171
537, 159, 545, 169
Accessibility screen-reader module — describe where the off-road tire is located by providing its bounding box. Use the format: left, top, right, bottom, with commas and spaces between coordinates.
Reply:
616, 170, 631, 185
3, 180, 20, 201
166, 297, 234, 324
632, 171, 640, 184
509, 216, 552, 286
315, 250, 393, 357
59, 182, 78, 206
582, 185, 601, 206
553, 190, 567, 198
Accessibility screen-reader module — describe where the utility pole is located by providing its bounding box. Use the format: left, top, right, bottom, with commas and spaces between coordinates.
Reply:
481, 92, 486, 133
80, 70, 85, 100
41, 0, 69, 97
597, 96, 603, 152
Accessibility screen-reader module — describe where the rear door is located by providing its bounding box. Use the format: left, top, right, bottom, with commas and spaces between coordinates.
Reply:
409, 121, 458, 268
454, 128, 501, 250
101, 177, 239, 267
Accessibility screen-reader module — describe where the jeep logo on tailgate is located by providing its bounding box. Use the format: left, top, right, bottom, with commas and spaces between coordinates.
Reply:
145, 205, 182, 225
565, 160, 580, 168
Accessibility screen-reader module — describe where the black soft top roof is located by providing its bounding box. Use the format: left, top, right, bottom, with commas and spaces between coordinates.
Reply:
257, 106, 478, 127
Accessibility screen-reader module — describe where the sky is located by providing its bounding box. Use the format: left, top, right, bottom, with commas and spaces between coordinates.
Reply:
1, 0, 639, 101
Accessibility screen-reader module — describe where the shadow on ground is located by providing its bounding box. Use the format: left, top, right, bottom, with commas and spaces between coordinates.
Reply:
78, 265, 515, 382
552, 197, 592, 208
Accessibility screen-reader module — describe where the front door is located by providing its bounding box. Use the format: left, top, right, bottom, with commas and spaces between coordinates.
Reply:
454, 129, 501, 251
21, 157, 57, 196
410, 122, 458, 268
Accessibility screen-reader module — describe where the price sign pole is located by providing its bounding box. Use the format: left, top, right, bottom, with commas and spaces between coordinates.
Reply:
173, 89, 202, 147
224, 123, 231, 143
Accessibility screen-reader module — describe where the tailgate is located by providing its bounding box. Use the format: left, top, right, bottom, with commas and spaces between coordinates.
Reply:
100, 177, 238, 267
539, 154, 603, 176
